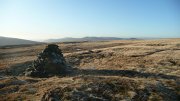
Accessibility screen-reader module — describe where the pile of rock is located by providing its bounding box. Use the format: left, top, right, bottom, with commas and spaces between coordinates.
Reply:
25, 44, 69, 77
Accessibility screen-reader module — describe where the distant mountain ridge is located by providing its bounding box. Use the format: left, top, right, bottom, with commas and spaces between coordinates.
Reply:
0, 36, 41, 46
45, 37, 129, 42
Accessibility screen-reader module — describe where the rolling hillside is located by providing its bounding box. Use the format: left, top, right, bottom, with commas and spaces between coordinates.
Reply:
0, 36, 41, 46
45, 37, 127, 42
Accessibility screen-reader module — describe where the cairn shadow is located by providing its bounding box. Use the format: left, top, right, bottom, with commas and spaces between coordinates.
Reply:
2, 60, 179, 80
71, 69, 180, 80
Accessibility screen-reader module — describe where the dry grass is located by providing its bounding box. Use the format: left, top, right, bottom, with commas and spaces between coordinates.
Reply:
0, 38, 180, 100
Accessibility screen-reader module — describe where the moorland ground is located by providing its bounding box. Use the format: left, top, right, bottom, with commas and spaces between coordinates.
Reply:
0, 39, 180, 101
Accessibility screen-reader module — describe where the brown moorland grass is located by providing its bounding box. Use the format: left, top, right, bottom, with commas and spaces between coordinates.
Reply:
0, 38, 180, 101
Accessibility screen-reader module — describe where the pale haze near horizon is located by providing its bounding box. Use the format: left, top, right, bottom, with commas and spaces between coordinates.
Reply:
0, 0, 179, 41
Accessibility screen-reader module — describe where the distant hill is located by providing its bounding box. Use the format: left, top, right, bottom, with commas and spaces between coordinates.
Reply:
0, 36, 41, 46
45, 37, 128, 42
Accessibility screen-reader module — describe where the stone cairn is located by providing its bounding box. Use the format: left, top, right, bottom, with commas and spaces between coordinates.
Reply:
25, 44, 69, 77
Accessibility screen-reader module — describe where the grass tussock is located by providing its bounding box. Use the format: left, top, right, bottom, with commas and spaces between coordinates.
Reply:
0, 39, 180, 100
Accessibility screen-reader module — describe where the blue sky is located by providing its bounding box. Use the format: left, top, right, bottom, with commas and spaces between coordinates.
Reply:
0, 0, 179, 41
